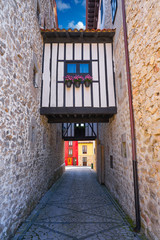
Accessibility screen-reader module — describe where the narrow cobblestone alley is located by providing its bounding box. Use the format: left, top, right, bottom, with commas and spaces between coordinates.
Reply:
13, 167, 143, 240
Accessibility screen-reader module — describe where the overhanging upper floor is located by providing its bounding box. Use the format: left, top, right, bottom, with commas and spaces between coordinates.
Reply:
40, 29, 117, 123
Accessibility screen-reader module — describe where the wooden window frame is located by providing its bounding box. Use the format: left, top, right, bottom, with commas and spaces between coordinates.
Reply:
64, 61, 91, 77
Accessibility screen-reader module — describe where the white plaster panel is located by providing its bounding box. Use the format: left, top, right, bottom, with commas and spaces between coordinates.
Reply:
58, 83, 64, 107
83, 44, 90, 60
75, 43, 82, 60
66, 43, 73, 60
75, 85, 82, 107
106, 43, 116, 107
92, 61, 98, 81
66, 85, 73, 107
50, 43, 58, 107
42, 43, 50, 107
58, 62, 64, 81
58, 43, 64, 60
84, 86, 91, 107
93, 83, 99, 107
99, 43, 107, 107
92, 43, 98, 60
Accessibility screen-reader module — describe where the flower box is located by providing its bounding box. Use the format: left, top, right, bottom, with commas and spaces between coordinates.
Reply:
65, 75, 73, 88
73, 75, 84, 88
84, 74, 92, 87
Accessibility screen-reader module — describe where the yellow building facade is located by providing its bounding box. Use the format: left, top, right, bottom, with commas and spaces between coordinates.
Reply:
78, 141, 96, 170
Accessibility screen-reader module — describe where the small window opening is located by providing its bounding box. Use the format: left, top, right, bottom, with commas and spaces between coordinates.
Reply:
44, 17, 46, 30
119, 73, 122, 90
69, 141, 73, 146
121, 134, 127, 158
68, 148, 73, 156
110, 155, 113, 168
33, 66, 38, 88
66, 62, 90, 76
82, 145, 87, 154
122, 142, 127, 158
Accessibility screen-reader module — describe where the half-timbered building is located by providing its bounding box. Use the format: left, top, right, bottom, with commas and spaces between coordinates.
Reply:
40, 29, 117, 123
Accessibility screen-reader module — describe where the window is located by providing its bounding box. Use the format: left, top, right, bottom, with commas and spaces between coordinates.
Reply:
67, 64, 76, 73
69, 141, 73, 146
82, 145, 87, 154
66, 62, 90, 75
80, 64, 89, 73
121, 134, 127, 158
68, 149, 73, 156
33, 66, 38, 88
111, 0, 117, 23
110, 155, 113, 168
101, 0, 103, 24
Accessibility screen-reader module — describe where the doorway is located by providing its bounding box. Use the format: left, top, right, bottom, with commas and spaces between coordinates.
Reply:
73, 158, 77, 166
83, 157, 87, 166
67, 158, 72, 165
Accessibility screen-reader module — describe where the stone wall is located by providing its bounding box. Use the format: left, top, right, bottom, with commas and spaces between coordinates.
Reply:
126, 1, 160, 239
0, 1, 64, 239
98, 0, 135, 221
98, 0, 160, 239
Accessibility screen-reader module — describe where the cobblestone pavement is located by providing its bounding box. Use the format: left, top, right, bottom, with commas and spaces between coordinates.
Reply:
13, 167, 143, 240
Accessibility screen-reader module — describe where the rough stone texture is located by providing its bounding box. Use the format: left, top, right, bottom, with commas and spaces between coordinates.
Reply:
125, 1, 160, 239
0, 1, 64, 239
98, 0, 160, 240
98, 0, 135, 224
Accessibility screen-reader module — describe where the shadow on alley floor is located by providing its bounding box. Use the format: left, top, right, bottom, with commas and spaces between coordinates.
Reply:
12, 167, 145, 240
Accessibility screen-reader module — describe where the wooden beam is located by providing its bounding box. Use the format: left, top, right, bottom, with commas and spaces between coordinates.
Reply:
41, 107, 117, 115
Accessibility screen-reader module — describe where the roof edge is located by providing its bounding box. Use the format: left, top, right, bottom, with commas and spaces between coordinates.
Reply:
40, 28, 116, 33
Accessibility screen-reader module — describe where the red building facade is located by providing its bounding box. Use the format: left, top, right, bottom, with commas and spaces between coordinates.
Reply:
65, 141, 78, 166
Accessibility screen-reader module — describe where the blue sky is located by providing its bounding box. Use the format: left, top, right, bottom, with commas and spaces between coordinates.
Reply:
56, 0, 86, 29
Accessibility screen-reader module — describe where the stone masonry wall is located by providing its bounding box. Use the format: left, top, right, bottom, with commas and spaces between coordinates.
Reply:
98, 0, 136, 225
98, 0, 160, 239
125, 1, 160, 239
0, 1, 64, 239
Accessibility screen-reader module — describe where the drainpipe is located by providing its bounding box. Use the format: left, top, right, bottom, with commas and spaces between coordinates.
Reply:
121, 0, 141, 232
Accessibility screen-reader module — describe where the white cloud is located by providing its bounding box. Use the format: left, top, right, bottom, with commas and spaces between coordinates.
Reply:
68, 21, 85, 30
74, 0, 80, 4
82, 0, 86, 7
57, 0, 71, 11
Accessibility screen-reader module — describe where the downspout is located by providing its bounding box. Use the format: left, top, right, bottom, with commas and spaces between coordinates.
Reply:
121, 0, 141, 232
